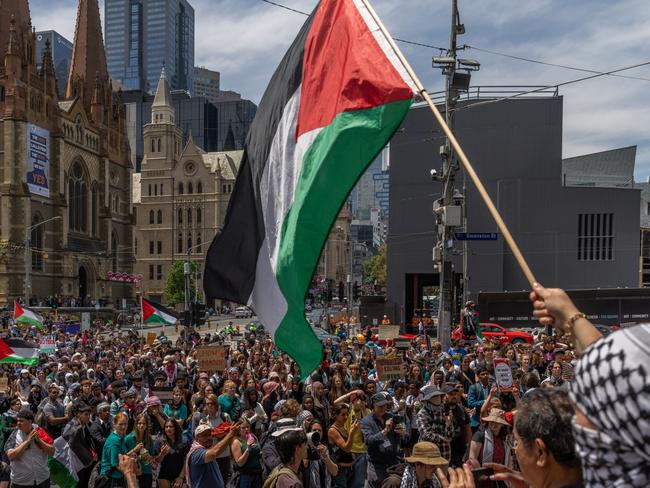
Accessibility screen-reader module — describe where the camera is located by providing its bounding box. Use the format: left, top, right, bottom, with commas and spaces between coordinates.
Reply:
307, 431, 321, 448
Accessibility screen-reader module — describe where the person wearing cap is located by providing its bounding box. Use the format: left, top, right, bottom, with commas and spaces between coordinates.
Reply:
417, 385, 454, 463
468, 408, 512, 474
381, 441, 449, 488
42, 383, 69, 439
443, 383, 471, 468
89, 401, 113, 459
360, 392, 407, 488
261, 418, 305, 479
185, 419, 239, 488
191, 393, 232, 481
5, 408, 54, 488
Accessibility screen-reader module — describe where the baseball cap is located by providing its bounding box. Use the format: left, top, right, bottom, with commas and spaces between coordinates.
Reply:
371, 392, 390, 407
420, 384, 446, 401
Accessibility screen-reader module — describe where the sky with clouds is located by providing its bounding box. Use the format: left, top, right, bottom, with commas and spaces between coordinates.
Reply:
29, 0, 650, 180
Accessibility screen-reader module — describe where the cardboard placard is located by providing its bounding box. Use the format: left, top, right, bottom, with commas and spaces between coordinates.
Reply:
394, 338, 411, 349
151, 387, 174, 402
147, 332, 156, 345
196, 345, 226, 372
0, 377, 8, 393
379, 325, 401, 340
376, 357, 403, 381
494, 358, 513, 391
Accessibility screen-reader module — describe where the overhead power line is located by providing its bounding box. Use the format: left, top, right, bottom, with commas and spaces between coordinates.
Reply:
258, 0, 650, 84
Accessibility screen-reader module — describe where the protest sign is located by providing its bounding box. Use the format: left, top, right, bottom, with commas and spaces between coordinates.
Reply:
196, 345, 226, 372
494, 358, 513, 391
39, 336, 56, 354
380, 325, 400, 340
376, 357, 403, 381
151, 386, 174, 402
394, 338, 411, 349
0, 377, 8, 393
147, 332, 156, 345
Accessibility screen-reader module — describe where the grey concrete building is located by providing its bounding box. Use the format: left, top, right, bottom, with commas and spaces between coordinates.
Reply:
387, 95, 640, 324
193, 66, 220, 102
105, 0, 195, 93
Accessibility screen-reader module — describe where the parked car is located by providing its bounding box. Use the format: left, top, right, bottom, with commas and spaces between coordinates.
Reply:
235, 306, 253, 318
452, 323, 534, 345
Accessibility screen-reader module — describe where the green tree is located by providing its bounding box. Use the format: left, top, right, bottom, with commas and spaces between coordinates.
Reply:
362, 244, 387, 286
164, 260, 200, 305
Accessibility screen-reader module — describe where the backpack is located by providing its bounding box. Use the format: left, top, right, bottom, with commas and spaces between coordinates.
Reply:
263, 467, 298, 488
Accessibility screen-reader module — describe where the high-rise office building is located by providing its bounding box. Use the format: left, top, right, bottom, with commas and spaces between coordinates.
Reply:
35, 31, 72, 99
105, 0, 195, 93
194, 66, 220, 102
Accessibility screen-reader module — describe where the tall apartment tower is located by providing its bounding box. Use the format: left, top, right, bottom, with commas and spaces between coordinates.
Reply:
193, 66, 220, 103
105, 0, 195, 93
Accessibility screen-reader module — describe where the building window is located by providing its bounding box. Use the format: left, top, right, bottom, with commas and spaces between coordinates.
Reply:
149, 210, 155, 224
197, 233, 202, 253
178, 233, 183, 253
157, 139, 161, 152
157, 265, 162, 280
188, 182, 193, 194
178, 182, 184, 194
187, 208, 192, 223
196, 208, 201, 224
154, 184, 158, 196
647, 202, 650, 215
197, 181, 203, 193
149, 241, 154, 254
68, 161, 88, 232
111, 233, 118, 271
149, 264, 154, 280
157, 241, 162, 254
157, 210, 162, 224
151, 139, 155, 153
187, 234, 192, 253
578, 213, 614, 261
91, 187, 98, 236
31, 215, 43, 271
160, 184, 163, 195
178, 208, 183, 224
148, 184, 152, 196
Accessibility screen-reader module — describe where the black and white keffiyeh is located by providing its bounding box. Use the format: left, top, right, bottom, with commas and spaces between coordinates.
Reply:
570, 324, 650, 487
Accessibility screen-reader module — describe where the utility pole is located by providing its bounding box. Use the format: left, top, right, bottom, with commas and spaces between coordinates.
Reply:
432, 0, 479, 350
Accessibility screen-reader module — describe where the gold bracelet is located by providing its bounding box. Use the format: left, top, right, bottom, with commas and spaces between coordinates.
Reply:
567, 312, 587, 328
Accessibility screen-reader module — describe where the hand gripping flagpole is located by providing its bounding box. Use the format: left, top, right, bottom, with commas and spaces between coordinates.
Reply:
359, 0, 537, 287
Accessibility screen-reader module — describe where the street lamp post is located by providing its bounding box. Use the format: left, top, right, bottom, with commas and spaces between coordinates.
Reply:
184, 242, 205, 328
24, 216, 62, 304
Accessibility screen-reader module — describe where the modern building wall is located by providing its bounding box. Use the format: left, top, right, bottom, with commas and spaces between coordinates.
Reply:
122, 90, 256, 171
387, 97, 641, 323
35, 30, 72, 99
105, 0, 195, 93
193, 66, 220, 102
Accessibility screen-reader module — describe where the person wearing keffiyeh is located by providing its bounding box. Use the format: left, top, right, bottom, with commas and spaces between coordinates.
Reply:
185, 421, 238, 488
530, 283, 650, 487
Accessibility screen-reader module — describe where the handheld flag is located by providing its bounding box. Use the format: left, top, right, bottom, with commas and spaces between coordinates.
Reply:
0, 338, 40, 365
203, 0, 417, 374
141, 298, 179, 325
13, 300, 43, 328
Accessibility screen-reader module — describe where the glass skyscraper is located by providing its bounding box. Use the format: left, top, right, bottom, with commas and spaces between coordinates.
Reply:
105, 0, 195, 93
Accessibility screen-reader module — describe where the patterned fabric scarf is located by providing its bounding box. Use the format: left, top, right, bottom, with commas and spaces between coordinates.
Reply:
399, 464, 442, 488
184, 440, 204, 488
570, 324, 650, 487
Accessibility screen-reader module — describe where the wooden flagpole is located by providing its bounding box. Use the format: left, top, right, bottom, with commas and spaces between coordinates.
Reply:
359, 0, 537, 287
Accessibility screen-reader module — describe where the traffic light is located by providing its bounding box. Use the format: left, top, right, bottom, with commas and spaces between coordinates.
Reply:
353, 281, 360, 301
192, 303, 206, 327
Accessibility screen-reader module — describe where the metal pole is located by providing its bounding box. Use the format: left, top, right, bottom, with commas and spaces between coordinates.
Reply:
436, 0, 459, 352
24, 225, 30, 305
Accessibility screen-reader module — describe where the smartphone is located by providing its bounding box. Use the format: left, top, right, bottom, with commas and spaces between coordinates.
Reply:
471, 467, 495, 488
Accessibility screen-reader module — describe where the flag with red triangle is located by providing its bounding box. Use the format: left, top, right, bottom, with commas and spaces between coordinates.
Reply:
141, 298, 179, 325
13, 300, 43, 328
203, 0, 417, 374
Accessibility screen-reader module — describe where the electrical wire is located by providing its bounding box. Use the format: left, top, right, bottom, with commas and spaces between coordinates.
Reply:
259, 0, 310, 15
464, 44, 650, 83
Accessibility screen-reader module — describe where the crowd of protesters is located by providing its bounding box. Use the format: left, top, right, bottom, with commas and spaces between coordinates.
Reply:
0, 282, 646, 488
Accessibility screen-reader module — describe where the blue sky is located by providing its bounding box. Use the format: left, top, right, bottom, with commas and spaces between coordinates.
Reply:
30, 0, 650, 180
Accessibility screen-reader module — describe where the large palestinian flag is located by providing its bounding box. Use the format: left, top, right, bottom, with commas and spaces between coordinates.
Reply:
141, 298, 179, 325
204, 0, 417, 374
13, 300, 43, 328
0, 338, 40, 365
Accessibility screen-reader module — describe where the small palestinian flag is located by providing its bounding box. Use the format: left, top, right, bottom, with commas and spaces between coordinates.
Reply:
13, 300, 43, 328
141, 298, 179, 325
0, 338, 40, 365
204, 0, 417, 374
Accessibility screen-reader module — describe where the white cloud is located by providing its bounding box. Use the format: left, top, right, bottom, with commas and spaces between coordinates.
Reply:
26, 0, 650, 178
